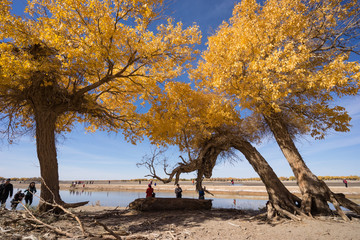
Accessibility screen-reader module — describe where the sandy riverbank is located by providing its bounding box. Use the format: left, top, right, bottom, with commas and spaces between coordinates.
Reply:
3, 181, 360, 239
13, 180, 360, 200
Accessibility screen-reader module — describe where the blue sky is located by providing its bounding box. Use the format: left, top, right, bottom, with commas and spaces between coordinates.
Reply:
0, 0, 359, 180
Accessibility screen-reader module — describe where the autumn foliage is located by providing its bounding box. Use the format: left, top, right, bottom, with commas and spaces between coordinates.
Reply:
0, 0, 200, 208
193, 0, 360, 139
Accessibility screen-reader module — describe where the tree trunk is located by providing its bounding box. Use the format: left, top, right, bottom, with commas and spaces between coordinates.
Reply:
194, 131, 305, 219
233, 139, 304, 220
35, 110, 64, 211
264, 114, 359, 219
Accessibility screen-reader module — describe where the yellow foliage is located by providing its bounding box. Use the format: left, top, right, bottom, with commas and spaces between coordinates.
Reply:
142, 82, 241, 150
192, 0, 360, 139
0, 0, 201, 141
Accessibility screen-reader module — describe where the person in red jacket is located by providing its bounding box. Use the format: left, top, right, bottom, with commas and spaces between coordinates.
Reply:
146, 184, 154, 198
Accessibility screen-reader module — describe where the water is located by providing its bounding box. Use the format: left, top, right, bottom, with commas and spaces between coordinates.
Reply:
5, 189, 268, 210
6, 189, 356, 211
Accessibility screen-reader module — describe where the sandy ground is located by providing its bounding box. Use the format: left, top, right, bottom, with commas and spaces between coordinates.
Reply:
72, 205, 360, 240
2, 206, 359, 240
2, 181, 360, 239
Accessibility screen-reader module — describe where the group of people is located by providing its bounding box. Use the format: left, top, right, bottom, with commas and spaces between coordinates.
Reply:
0, 179, 37, 210
146, 182, 214, 199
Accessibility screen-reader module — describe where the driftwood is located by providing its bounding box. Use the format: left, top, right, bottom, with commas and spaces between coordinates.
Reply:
94, 220, 122, 240
62, 201, 89, 209
128, 197, 212, 211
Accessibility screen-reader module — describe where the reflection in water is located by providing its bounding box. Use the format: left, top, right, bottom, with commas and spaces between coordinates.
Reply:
69, 189, 92, 196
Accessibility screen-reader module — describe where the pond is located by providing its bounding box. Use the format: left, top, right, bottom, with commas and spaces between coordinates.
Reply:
6, 189, 268, 211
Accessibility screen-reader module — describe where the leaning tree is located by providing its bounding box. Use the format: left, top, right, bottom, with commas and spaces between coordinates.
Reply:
192, 0, 360, 217
0, 0, 200, 210
140, 82, 311, 220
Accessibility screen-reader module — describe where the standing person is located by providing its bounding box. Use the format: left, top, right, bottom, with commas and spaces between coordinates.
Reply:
11, 190, 25, 210
0, 179, 13, 209
24, 182, 37, 206
146, 184, 154, 198
175, 184, 183, 198
198, 186, 214, 200
343, 179, 348, 188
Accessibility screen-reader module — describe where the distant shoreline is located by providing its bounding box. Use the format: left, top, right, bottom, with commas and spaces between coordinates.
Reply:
12, 180, 360, 200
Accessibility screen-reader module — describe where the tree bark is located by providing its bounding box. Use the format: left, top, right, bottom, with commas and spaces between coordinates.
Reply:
195, 130, 305, 219
34, 109, 64, 211
233, 139, 304, 219
264, 113, 359, 218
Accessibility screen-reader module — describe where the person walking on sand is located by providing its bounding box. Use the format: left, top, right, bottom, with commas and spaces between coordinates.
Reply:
343, 179, 348, 188
146, 184, 154, 198
0, 179, 13, 209
24, 182, 37, 206
198, 186, 214, 200
175, 184, 182, 198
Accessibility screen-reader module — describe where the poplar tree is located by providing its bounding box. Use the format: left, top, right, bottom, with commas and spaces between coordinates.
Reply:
0, 0, 200, 210
193, 0, 360, 217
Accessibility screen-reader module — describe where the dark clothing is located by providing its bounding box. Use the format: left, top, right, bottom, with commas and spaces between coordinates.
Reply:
0, 183, 13, 204
175, 187, 182, 198
198, 190, 205, 199
11, 192, 24, 210
24, 186, 37, 205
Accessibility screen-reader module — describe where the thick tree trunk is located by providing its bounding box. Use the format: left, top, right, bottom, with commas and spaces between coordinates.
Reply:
264, 114, 359, 219
35, 110, 64, 211
192, 131, 305, 219
233, 139, 304, 220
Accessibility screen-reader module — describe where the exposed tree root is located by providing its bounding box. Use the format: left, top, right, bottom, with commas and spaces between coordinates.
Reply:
264, 114, 360, 221
298, 181, 358, 221
333, 193, 360, 215
38, 178, 89, 212
271, 203, 301, 221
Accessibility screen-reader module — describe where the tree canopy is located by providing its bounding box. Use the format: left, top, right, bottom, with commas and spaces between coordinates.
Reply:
0, 0, 201, 141
191, 0, 360, 218
0, 0, 200, 209
192, 0, 360, 139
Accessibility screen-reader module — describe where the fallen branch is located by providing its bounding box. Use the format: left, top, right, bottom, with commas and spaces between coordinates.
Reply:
94, 220, 122, 240
31, 179, 89, 236
20, 202, 74, 238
